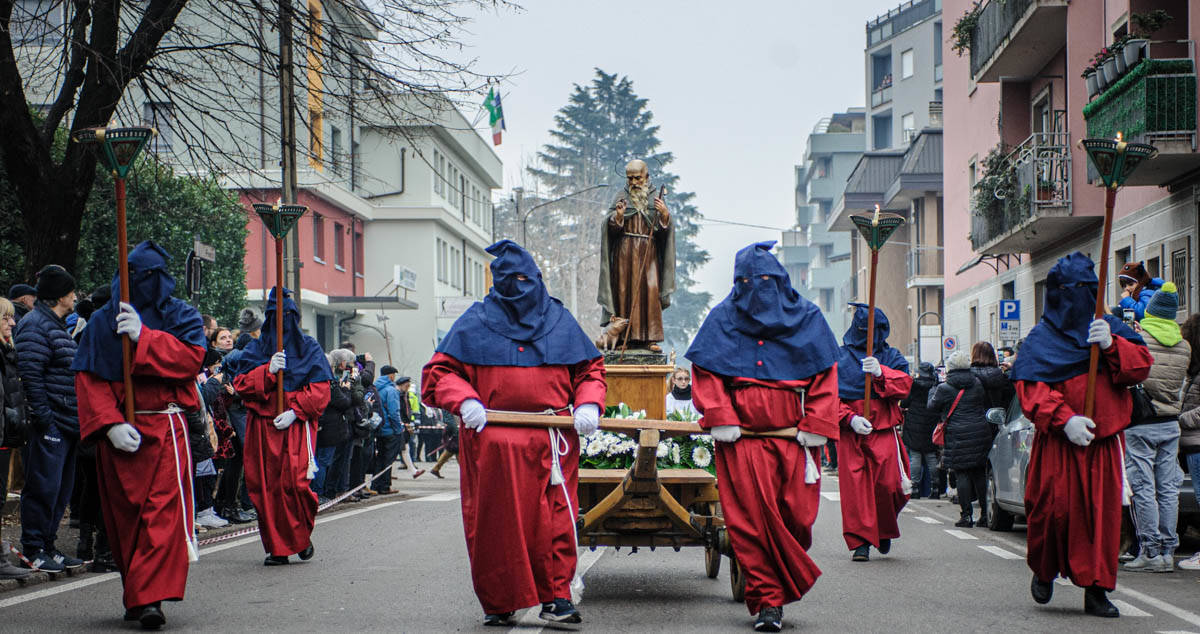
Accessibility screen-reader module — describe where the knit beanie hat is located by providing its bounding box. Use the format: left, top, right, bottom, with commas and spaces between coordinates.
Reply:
7, 283, 34, 300
35, 265, 75, 301
238, 306, 264, 332
946, 350, 971, 371
1147, 282, 1179, 319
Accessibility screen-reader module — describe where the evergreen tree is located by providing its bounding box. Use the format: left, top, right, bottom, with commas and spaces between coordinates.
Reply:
526, 69, 710, 353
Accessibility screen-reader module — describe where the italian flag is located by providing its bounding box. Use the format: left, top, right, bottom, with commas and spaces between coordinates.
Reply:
483, 87, 505, 146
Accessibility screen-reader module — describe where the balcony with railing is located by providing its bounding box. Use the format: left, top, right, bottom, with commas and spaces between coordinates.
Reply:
1083, 45, 1198, 188
807, 266, 843, 291
969, 0, 1068, 83
906, 245, 944, 287
970, 132, 1088, 254
871, 84, 893, 108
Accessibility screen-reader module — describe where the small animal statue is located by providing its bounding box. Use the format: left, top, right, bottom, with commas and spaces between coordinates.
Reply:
595, 317, 629, 351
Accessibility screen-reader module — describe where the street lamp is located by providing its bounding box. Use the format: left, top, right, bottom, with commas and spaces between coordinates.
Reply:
1077, 132, 1157, 418
252, 202, 308, 414
73, 125, 156, 422
516, 183, 611, 244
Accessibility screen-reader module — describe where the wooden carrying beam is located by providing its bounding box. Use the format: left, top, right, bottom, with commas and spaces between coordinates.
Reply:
483, 411, 703, 436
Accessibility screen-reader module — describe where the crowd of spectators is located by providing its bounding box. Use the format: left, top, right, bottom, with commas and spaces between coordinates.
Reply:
0, 267, 460, 577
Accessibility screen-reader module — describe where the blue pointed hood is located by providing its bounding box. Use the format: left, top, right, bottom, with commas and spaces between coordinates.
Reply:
686, 242, 839, 381
228, 287, 333, 391
436, 239, 600, 367
837, 303, 908, 400
72, 241, 206, 382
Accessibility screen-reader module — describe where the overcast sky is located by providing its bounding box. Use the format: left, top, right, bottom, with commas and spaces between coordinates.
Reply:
459, 0, 906, 302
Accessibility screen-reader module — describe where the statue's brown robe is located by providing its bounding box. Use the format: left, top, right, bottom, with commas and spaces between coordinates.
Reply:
598, 193, 675, 346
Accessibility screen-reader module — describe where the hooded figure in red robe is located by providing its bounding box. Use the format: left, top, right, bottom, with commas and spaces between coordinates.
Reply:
73, 241, 208, 629
1011, 252, 1152, 617
229, 288, 331, 566
422, 239, 605, 627
836, 303, 913, 561
686, 242, 840, 633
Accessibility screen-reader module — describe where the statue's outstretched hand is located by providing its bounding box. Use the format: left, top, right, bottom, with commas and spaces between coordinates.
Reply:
613, 198, 626, 222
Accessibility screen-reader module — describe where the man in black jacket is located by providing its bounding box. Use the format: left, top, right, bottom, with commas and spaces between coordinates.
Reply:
902, 362, 941, 499
13, 265, 83, 572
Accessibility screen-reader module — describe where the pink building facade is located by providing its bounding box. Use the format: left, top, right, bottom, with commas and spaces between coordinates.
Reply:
944, 0, 1200, 349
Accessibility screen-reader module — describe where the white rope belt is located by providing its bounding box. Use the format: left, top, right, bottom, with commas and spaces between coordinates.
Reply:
893, 427, 913, 496
135, 403, 199, 562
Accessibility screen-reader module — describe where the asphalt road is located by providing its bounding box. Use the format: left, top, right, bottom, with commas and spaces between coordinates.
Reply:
3, 467, 1200, 633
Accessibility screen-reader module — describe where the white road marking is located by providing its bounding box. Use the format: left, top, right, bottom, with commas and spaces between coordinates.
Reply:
944, 529, 977, 540
0, 498, 412, 608
979, 545, 1022, 560
512, 546, 609, 633
915, 516, 941, 524
820, 492, 840, 501
1112, 600, 1153, 617
409, 492, 461, 502
1117, 586, 1200, 628
901, 506, 916, 514
1054, 578, 1072, 587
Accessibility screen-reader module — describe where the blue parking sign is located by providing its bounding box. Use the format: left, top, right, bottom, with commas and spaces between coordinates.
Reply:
999, 300, 1020, 321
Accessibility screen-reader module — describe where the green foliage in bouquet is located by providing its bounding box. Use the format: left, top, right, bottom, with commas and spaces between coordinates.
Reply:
583, 403, 715, 474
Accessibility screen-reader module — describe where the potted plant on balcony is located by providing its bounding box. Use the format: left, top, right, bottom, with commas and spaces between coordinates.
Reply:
1126, 10, 1174, 67
951, 1, 983, 57
1101, 48, 1119, 86
1082, 64, 1099, 98
1113, 38, 1128, 74
1090, 49, 1111, 90
1036, 179, 1055, 202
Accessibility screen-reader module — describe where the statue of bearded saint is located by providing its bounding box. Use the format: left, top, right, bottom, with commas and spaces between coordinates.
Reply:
597, 159, 677, 354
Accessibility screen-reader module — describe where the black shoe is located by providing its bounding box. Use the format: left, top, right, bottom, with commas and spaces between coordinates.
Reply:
950, 495, 959, 504
539, 598, 582, 623
754, 606, 783, 632
139, 603, 165, 630
852, 545, 870, 562
978, 513, 989, 527
264, 555, 290, 566
483, 612, 515, 626
91, 551, 120, 573
227, 509, 254, 524
955, 517, 974, 528
1030, 576, 1053, 604
298, 544, 314, 561
910, 494, 923, 500
877, 539, 891, 554
124, 607, 141, 622
1084, 587, 1119, 618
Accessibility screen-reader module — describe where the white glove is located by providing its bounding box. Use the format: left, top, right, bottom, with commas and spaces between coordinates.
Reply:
106, 422, 141, 452
861, 356, 882, 377
1063, 415, 1096, 446
268, 351, 287, 374
1087, 318, 1112, 350
573, 403, 600, 435
797, 431, 828, 447
273, 408, 297, 430
850, 415, 874, 435
115, 302, 143, 342
710, 425, 742, 443
460, 398, 487, 431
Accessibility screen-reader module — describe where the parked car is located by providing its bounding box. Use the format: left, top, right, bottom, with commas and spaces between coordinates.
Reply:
984, 396, 1199, 532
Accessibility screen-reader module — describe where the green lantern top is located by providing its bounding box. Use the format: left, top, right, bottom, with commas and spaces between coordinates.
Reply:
253, 202, 308, 239
73, 126, 156, 179
851, 205, 905, 251
1079, 132, 1158, 189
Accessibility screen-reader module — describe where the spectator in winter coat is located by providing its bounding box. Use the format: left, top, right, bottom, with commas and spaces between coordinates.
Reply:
371, 368, 423, 492
1123, 283, 1188, 573
1117, 261, 1164, 321
1175, 313, 1200, 571
8, 283, 34, 322
0, 297, 31, 579
14, 264, 82, 572
350, 370, 381, 498
929, 350, 993, 527
970, 341, 1016, 410
314, 349, 360, 501
901, 362, 940, 499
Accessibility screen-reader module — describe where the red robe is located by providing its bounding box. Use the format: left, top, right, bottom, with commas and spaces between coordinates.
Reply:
1017, 335, 1152, 590
75, 328, 205, 610
692, 364, 840, 616
233, 363, 330, 557
421, 352, 606, 615
837, 365, 913, 550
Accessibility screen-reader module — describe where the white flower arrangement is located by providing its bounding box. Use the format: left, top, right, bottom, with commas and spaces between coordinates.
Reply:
691, 445, 713, 469
577, 403, 716, 474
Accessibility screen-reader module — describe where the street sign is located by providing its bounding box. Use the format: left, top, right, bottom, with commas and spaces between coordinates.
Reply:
999, 299, 1020, 320
943, 336, 957, 353
193, 239, 216, 263
999, 319, 1020, 341
184, 251, 202, 301
394, 265, 417, 292
437, 296, 476, 320
919, 325, 942, 364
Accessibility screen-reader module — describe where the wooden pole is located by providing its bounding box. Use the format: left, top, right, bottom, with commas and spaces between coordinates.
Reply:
1084, 186, 1118, 419
275, 236, 285, 415
863, 248, 880, 419
115, 177, 135, 422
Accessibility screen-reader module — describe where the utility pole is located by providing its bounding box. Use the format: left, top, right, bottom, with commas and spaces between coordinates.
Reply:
278, 0, 302, 308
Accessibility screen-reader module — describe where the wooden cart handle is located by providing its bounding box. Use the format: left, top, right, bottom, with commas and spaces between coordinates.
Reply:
483, 412, 799, 440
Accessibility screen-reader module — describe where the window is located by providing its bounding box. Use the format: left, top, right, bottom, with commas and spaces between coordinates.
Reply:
969, 304, 978, 346
901, 112, 915, 142
1002, 281, 1016, 300
433, 150, 444, 196
142, 102, 175, 152
312, 213, 325, 262
872, 112, 891, 150
12, 1, 65, 46
1171, 237, 1189, 312
351, 141, 361, 190
933, 22, 943, 69
450, 246, 461, 289
968, 158, 978, 190
901, 49, 914, 79
353, 231, 363, 277
437, 238, 448, 283
330, 126, 342, 175
306, 0, 324, 170
333, 222, 344, 269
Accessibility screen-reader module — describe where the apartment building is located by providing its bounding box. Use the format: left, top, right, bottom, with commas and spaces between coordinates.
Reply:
944, 0, 1199, 352
829, 0, 947, 363
782, 110, 864, 336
